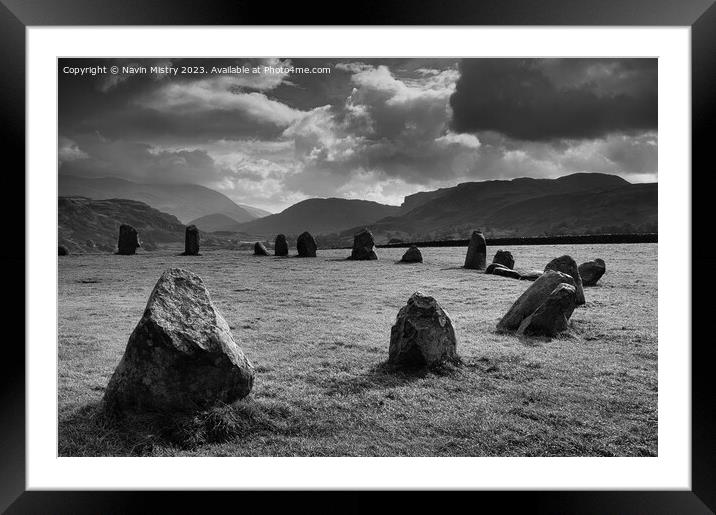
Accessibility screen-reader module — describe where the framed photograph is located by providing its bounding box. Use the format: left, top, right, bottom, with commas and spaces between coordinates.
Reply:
5, 0, 714, 511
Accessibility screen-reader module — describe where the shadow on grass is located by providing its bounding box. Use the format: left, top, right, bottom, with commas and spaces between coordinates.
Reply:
58, 397, 289, 457
439, 265, 472, 271
323, 360, 463, 396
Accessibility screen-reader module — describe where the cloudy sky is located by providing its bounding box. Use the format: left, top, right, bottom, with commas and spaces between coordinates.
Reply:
58, 58, 657, 212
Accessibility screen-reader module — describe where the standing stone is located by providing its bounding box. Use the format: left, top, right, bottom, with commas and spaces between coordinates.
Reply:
58, 245, 69, 256
497, 270, 576, 331
103, 268, 255, 413
464, 230, 487, 269
296, 231, 317, 257
492, 250, 515, 269
517, 283, 577, 337
544, 255, 585, 305
348, 228, 377, 260
254, 242, 269, 256
579, 258, 606, 286
274, 234, 289, 256
182, 225, 200, 256
400, 245, 423, 263
117, 224, 140, 255
388, 292, 458, 368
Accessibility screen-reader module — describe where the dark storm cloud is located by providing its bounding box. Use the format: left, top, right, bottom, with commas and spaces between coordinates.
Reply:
58, 57, 658, 211
59, 58, 302, 144
449, 59, 657, 141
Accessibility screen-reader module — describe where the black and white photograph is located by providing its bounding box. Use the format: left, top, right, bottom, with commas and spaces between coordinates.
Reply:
57, 57, 658, 458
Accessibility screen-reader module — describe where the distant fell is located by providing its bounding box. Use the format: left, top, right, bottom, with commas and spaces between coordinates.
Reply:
400, 172, 631, 213
335, 173, 656, 245
189, 213, 244, 233
58, 175, 266, 224
235, 197, 402, 237
58, 196, 186, 253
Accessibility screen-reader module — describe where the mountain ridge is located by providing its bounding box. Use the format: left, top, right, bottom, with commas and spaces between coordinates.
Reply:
58, 196, 187, 253
58, 175, 270, 224
189, 213, 245, 233
333, 173, 656, 244
235, 197, 402, 237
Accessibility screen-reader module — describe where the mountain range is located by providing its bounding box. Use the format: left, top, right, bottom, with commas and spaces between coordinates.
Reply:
233, 198, 403, 237
58, 175, 271, 224
58, 172, 657, 252
340, 172, 657, 243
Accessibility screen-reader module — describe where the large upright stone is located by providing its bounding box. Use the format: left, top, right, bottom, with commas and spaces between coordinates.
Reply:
117, 224, 140, 255
517, 283, 577, 337
497, 270, 576, 331
544, 255, 585, 305
492, 250, 515, 269
274, 234, 289, 256
400, 245, 423, 263
464, 230, 487, 269
348, 228, 377, 260
183, 225, 200, 256
103, 268, 255, 413
388, 292, 458, 368
296, 231, 317, 257
254, 242, 269, 256
579, 258, 606, 286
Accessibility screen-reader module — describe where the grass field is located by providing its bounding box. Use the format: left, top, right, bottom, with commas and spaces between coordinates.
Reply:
58, 243, 657, 457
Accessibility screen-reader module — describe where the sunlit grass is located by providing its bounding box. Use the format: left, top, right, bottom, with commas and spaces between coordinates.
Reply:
58, 244, 657, 456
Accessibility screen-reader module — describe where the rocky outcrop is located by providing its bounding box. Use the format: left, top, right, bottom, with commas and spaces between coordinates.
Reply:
517, 283, 577, 337
579, 258, 606, 286
388, 292, 458, 368
348, 228, 378, 260
400, 245, 423, 263
463, 230, 487, 269
182, 225, 200, 256
254, 242, 269, 256
544, 255, 585, 305
296, 231, 317, 257
274, 234, 289, 256
492, 250, 515, 269
116, 224, 140, 255
103, 268, 255, 413
497, 270, 576, 331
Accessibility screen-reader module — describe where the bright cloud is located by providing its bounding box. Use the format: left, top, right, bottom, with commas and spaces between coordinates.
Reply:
59, 58, 657, 212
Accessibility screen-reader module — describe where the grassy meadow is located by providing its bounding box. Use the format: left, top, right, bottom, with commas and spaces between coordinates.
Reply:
58, 243, 657, 457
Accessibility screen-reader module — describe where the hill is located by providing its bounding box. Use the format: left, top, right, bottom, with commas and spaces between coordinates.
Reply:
235, 198, 402, 237
334, 173, 656, 244
399, 172, 630, 213
238, 204, 272, 219
58, 175, 268, 224
58, 196, 186, 253
189, 213, 244, 233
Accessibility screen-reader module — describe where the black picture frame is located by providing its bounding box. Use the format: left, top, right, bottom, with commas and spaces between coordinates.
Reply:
3, 1, 713, 512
